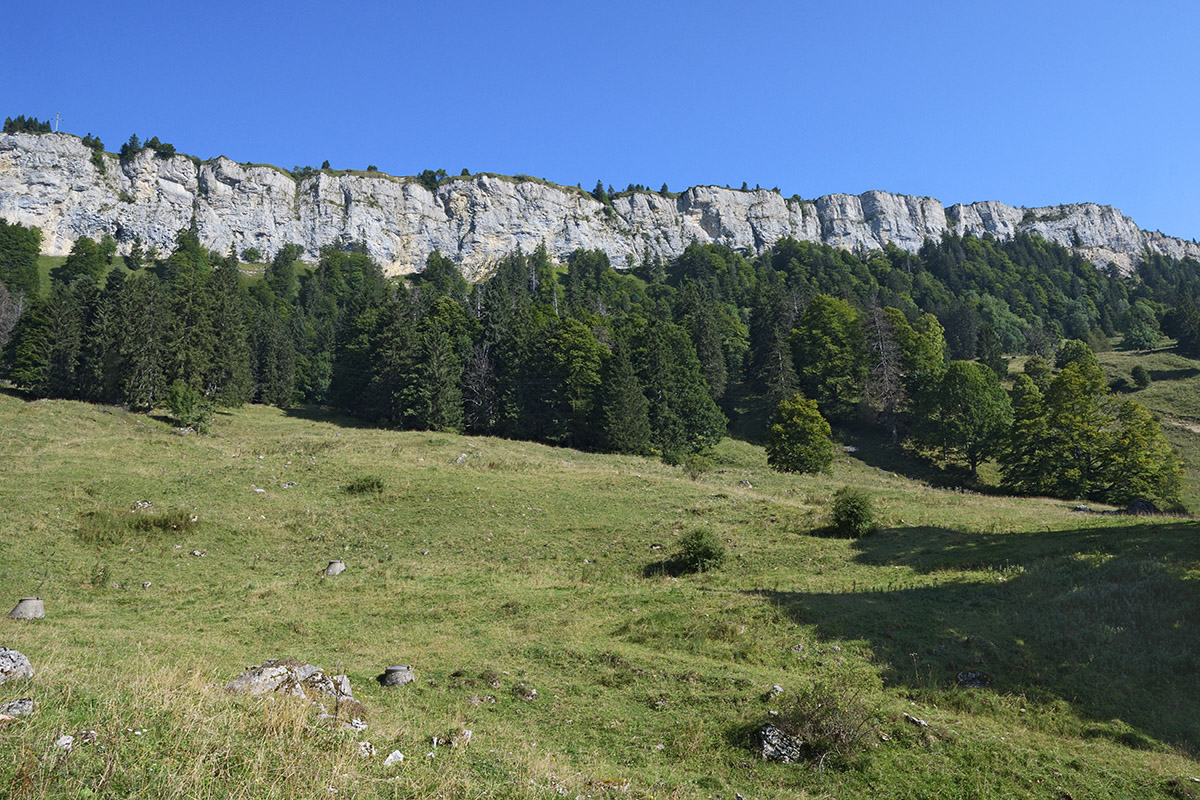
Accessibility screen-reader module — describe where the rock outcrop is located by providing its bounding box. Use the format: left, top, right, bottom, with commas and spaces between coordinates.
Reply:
0, 647, 33, 684
3, 132, 1197, 280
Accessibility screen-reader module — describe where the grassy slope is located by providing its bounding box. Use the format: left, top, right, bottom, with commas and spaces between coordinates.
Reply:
1097, 345, 1200, 511
0, 394, 1197, 799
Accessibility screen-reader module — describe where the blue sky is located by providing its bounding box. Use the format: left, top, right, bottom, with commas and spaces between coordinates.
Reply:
5, 0, 1199, 239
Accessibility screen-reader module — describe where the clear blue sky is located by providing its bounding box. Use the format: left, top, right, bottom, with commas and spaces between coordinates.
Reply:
5, 0, 1199, 240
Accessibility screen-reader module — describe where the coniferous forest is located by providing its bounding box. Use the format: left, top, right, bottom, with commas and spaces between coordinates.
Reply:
0, 214, 1194, 509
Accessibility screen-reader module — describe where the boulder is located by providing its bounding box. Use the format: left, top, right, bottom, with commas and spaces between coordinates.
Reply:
1125, 499, 1159, 515
324, 560, 346, 576
0, 647, 33, 684
226, 658, 365, 728
226, 658, 353, 702
755, 723, 805, 763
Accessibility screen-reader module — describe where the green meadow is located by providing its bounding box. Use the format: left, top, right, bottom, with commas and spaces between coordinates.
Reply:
0, 391, 1197, 799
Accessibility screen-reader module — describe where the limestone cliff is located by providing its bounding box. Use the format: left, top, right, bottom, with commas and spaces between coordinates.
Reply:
1, 132, 1196, 279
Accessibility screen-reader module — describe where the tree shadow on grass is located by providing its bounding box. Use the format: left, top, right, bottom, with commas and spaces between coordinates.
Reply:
751, 521, 1200, 755
1149, 367, 1200, 382
282, 405, 376, 428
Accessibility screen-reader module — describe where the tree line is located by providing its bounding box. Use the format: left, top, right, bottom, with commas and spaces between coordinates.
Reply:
0, 217, 1191, 508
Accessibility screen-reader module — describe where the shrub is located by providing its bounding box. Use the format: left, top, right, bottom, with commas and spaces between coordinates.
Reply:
775, 680, 878, 768
344, 475, 385, 495
167, 380, 214, 434
831, 487, 875, 537
681, 453, 714, 480
1131, 364, 1151, 389
241, 247, 262, 263
679, 528, 725, 573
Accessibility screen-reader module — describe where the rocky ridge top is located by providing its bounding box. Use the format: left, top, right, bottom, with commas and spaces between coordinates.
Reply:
2, 132, 1197, 280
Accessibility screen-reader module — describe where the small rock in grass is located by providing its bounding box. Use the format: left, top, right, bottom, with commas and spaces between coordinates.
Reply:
383, 750, 404, 767
904, 712, 929, 727
358, 741, 375, 758
756, 723, 804, 763
53, 734, 75, 750
0, 698, 34, 716
0, 647, 34, 683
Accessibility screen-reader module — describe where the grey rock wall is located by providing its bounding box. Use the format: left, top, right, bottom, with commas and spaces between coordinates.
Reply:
2, 132, 1196, 280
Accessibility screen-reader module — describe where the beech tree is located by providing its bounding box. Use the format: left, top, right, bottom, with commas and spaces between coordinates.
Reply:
915, 360, 1012, 476
766, 393, 833, 473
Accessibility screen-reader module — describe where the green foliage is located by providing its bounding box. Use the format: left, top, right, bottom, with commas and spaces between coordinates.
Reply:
1002, 360, 1183, 507
1055, 338, 1099, 370
914, 361, 1013, 475
0, 217, 43, 296
681, 452, 714, 480
241, 247, 262, 263
831, 486, 876, 537
167, 379, 214, 433
3, 114, 53, 133
766, 393, 834, 474
791, 294, 866, 421
775, 680, 879, 768
678, 527, 725, 572
1131, 364, 1151, 389
416, 168, 448, 192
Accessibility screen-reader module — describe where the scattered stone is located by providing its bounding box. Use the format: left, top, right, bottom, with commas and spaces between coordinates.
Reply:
736, 792, 748, 800
1071, 505, 1091, 513
379, 665, 414, 687
383, 750, 404, 767
0, 698, 34, 716
739, 479, 753, 489
451, 729, 472, 748
455, 454, 468, 464
420, 549, 429, 556
650, 543, 662, 550
762, 684, 784, 701
142, 582, 152, 589
903, 712, 929, 727
132, 500, 153, 510
190, 550, 206, 557
253, 488, 266, 493
358, 741, 375, 758
226, 659, 364, 727
7, 597, 44, 620
1125, 499, 1159, 515
512, 683, 538, 701
755, 723, 804, 763
561, 461, 573, 467
791, 643, 804, 653
324, 560, 346, 577
843, 445, 858, 453
0, 647, 34, 684
831, 645, 842, 652
53, 734, 75, 750
956, 671, 991, 688
282, 482, 297, 489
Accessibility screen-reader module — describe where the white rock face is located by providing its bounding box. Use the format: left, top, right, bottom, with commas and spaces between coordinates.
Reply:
3, 132, 1198, 279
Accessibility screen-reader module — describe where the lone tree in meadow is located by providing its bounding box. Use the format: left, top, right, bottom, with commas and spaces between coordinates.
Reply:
766, 393, 834, 474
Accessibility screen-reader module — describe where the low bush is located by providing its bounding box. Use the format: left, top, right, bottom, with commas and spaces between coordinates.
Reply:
344, 475, 385, 495
831, 487, 875, 538
775, 680, 878, 768
679, 528, 725, 573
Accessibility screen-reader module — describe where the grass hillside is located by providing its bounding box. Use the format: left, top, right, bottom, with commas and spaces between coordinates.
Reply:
0, 392, 1198, 799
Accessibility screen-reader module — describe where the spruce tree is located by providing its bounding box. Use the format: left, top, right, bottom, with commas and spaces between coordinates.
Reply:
596, 339, 651, 454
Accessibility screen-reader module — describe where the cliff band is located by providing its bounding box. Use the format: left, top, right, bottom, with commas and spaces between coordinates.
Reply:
3, 132, 1197, 279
